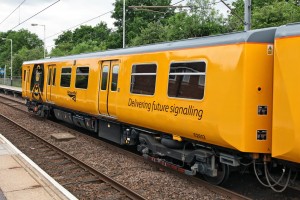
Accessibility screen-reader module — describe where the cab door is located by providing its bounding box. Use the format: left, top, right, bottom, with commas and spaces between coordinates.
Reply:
98, 60, 120, 118
46, 64, 56, 101
22, 66, 30, 98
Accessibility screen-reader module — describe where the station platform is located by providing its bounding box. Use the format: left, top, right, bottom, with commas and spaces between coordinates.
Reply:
0, 85, 22, 96
0, 134, 77, 200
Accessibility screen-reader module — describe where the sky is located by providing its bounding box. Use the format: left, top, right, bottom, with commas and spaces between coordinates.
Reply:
0, 0, 234, 52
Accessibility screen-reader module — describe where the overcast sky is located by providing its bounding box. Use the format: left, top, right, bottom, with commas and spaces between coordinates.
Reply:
0, 0, 233, 52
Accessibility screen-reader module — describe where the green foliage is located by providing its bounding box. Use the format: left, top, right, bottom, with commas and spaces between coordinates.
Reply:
70, 40, 106, 54
112, 0, 174, 47
0, 29, 43, 77
13, 47, 44, 76
51, 22, 112, 56
130, 22, 167, 46
252, 1, 300, 29
228, 0, 300, 31
130, 0, 228, 46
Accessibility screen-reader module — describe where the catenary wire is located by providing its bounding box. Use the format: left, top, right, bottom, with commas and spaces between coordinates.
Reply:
45, 10, 113, 40
0, 0, 26, 26
9, 0, 60, 31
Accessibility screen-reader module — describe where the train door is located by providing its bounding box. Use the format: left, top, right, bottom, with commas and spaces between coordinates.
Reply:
46, 64, 56, 101
98, 60, 120, 118
22, 66, 30, 97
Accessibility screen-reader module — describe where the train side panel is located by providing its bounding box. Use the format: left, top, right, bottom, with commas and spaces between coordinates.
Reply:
45, 59, 100, 115
116, 42, 274, 153
273, 24, 300, 163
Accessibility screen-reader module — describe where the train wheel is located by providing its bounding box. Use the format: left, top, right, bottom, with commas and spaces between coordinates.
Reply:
203, 163, 230, 185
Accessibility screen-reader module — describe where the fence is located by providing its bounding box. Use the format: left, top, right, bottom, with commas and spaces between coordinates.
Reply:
0, 77, 22, 87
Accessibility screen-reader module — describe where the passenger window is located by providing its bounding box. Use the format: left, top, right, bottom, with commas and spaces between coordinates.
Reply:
23, 70, 26, 81
60, 67, 72, 87
130, 64, 157, 95
111, 65, 119, 91
168, 61, 206, 100
52, 68, 56, 86
47, 68, 52, 85
101, 66, 109, 90
75, 67, 89, 89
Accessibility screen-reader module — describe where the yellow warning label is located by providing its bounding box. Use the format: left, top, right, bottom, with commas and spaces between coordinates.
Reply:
267, 45, 273, 55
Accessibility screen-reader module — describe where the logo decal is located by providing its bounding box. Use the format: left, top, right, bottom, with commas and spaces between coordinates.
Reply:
67, 91, 77, 102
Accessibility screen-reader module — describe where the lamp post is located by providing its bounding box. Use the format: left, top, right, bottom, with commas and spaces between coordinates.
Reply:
123, 0, 125, 48
1, 38, 12, 84
31, 23, 46, 58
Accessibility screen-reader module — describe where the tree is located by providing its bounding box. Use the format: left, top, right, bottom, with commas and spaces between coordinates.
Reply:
111, 0, 174, 47
51, 22, 112, 56
228, 0, 300, 31
0, 29, 43, 78
130, 22, 167, 46
13, 47, 44, 76
70, 40, 106, 54
130, 0, 228, 45
55, 30, 73, 46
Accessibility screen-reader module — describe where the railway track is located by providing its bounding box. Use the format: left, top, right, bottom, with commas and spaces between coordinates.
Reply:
0, 113, 145, 200
1, 93, 299, 199
0, 93, 250, 199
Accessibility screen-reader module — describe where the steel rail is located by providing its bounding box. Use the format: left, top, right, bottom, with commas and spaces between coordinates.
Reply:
0, 113, 145, 200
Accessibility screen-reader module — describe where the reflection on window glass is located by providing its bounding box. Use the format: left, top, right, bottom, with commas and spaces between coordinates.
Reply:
101, 66, 109, 90
23, 70, 26, 81
111, 65, 119, 91
47, 68, 52, 85
52, 68, 56, 86
130, 64, 157, 95
75, 67, 89, 89
60, 67, 72, 87
168, 61, 206, 100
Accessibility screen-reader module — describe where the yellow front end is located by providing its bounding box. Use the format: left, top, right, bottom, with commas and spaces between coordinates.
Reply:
273, 35, 300, 163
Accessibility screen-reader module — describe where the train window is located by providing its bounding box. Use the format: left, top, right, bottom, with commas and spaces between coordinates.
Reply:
75, 67, 89, 89
60, 67, 72, 87
168, 61, 206, 100
47, 68, 52, 85
23, 70, 26, 81
111, 65, 119, 91
130, 64, 157, 95
101, 66, 109, 90
52, 68, 56, 86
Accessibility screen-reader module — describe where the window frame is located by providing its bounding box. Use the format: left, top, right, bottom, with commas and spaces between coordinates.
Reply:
167, 60, 207, 101
130, 62, 158, 96
75, 66, 90, 89
60, 67, 72, 88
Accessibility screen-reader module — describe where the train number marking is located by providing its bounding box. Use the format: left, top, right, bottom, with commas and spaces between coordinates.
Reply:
193, 133, 206, 140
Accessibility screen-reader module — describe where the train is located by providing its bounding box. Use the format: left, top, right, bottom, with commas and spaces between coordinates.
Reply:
22, 22, 300, 192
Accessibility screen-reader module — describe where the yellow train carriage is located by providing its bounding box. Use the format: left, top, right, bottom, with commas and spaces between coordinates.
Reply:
273, 23, 300, 164
22, 27, 277, 184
